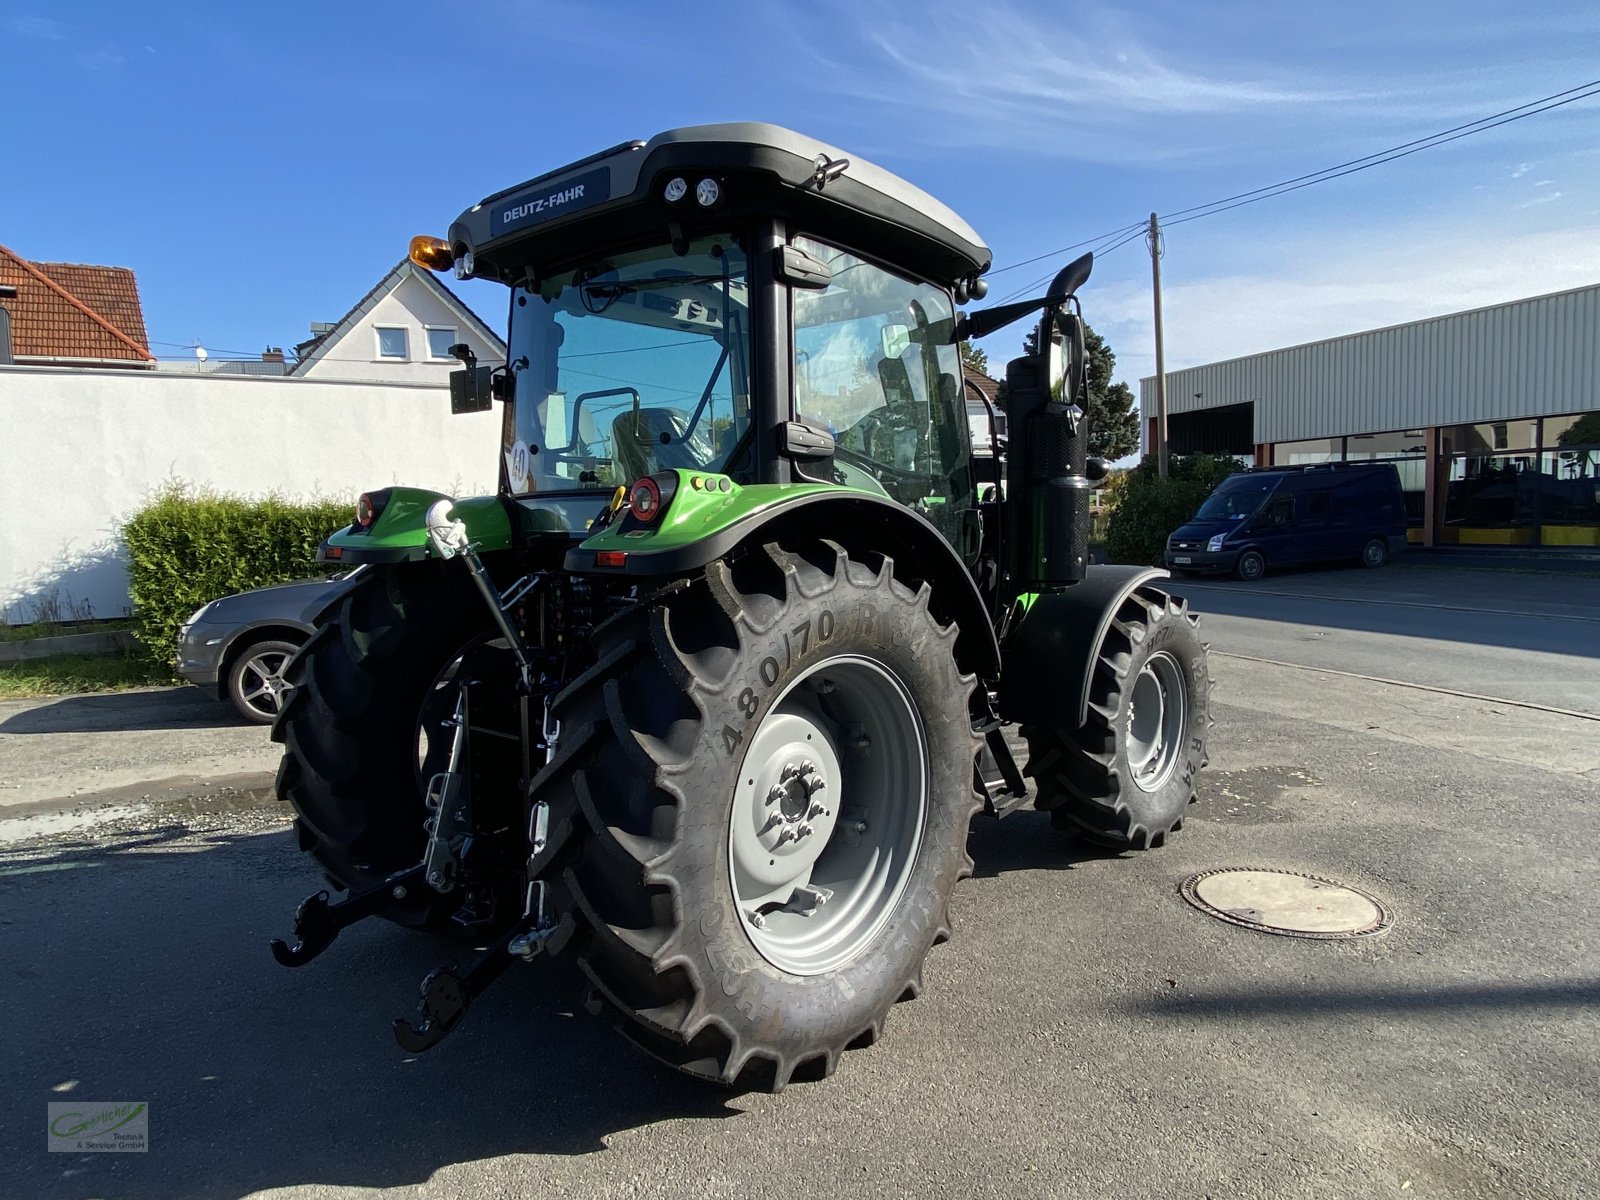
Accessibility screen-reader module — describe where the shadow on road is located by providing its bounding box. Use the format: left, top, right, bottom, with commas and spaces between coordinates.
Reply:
6, 827, 737, 1200
1123, 979, 1600, 1019
1167, 573, 1600, 661
966, 808, 1122, 878
0, 688, 242, 735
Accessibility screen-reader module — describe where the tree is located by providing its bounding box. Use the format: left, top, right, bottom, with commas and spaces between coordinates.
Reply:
1003, 321, 1142, 460
1104, 452, 1245, 566
958, 341, 989, 376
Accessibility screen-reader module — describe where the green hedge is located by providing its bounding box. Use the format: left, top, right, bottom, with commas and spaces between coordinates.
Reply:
122, 484, 352, 668
1104, 453, 1246, 566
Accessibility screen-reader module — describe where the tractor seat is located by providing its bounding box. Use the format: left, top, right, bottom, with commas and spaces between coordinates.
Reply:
610, 407, 715, 479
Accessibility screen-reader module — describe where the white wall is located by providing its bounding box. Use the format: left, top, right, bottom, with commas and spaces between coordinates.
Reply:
298, 273, 504, 383
0, 365, 499, 621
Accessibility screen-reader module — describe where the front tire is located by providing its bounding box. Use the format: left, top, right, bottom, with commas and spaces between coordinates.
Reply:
1024, 586, 1210, 850
1234, 549, 1266, 582
537, 540, 981, 1089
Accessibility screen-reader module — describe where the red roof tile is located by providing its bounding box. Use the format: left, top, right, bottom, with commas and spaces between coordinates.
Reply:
0, 245, 154, 364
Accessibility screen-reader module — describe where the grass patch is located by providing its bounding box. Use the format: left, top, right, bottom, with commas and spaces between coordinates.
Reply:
0, 652, 163, 700
0, 618, 134, 643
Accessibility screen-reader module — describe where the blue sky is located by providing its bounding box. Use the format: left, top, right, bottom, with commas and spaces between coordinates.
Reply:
3, 0, 1597, 391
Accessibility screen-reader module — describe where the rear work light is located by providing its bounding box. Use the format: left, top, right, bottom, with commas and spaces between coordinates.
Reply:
629, 476, 663, 522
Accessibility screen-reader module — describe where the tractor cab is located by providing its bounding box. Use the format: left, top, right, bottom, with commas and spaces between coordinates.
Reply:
416, 124, 994, 551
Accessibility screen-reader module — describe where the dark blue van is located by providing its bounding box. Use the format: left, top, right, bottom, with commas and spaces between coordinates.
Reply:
1165, 463, 1408, 581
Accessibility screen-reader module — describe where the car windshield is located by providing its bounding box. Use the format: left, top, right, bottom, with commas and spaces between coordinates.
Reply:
502, 234, 751, 495
1195, 476, 1276, 520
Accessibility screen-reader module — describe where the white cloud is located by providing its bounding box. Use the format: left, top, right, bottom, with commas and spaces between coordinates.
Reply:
790, 1, 1558, 163
1089, 222, 1600, 385
76, 47, 125, 71
1518, 190, 1565, 207
2, 14, 64, 39
1511, 162, 1534, 178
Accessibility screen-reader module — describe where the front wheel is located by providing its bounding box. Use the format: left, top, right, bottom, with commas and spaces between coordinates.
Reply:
1234, 549, 1266, 582
1024, 586, 1210, 850
538, 540, 981, 1089
227, 638, 299, 724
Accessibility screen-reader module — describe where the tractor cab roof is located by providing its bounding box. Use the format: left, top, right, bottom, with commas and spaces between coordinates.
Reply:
447, 123, 991, 289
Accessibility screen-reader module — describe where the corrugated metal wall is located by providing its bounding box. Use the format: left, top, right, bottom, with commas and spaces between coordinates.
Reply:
1139, 283, 1600, 444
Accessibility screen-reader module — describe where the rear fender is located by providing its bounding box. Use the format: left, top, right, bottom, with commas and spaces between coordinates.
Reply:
997, 565, 1169, 729
319, 490, 512, 565
568, 477, 1001, 677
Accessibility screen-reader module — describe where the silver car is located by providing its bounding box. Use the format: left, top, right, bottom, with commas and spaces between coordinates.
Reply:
177, 570, 363, 723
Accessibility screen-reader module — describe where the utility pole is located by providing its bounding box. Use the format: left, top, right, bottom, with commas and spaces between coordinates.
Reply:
1148, 211, 1169, 478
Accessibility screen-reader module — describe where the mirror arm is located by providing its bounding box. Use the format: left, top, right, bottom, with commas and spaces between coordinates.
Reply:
951, 252, 1094, 342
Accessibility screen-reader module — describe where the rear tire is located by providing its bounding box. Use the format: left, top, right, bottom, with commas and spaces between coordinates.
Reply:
1360, 537, 1389, 568
271, 564, 517, 927
535, 540, 981, 1089
1024, 586, 1210, 850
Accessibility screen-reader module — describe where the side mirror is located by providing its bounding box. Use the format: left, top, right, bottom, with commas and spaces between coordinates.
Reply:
449, 365, 494, 414
1043, 307, 1087, 409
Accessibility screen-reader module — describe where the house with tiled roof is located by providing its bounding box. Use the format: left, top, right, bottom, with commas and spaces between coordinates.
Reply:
0, 245, 155, 368
290, 259, 505, 382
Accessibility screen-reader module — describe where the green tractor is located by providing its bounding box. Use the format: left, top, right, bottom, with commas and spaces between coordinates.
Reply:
270, 123, 1210, 1088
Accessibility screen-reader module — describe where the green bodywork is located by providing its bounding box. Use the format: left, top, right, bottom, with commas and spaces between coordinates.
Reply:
577, 471, 839, 558
320, 488, 513, 564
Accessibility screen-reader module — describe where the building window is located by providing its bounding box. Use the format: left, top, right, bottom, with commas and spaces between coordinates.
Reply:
1275, 437, 1342, 463
1439, 411, 1600, 547
1442, 419, 1537, 456
1345, 429, 1426, 459
376, 327, 409, 359
426, 327, 458, 360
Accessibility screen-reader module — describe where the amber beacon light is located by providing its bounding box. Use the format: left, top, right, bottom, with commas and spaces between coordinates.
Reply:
409, 235, 455, 271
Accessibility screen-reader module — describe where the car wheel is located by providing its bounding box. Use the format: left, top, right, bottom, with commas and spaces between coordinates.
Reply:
227, 639, 300, 724
1361, 537, 1389, 569
1234, 549, 1266, 582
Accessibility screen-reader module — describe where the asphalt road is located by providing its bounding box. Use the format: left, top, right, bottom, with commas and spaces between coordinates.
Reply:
3, 565, 1597, 1200
1164, 562, 1600, 716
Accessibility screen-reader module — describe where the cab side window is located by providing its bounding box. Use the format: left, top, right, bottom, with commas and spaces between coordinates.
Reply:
790, 236, 973, 554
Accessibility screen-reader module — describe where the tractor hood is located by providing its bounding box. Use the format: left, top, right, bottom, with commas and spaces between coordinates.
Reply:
446, 123, 991, 287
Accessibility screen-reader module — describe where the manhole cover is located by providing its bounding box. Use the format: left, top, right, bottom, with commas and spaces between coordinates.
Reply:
1179, 868, 1393, 939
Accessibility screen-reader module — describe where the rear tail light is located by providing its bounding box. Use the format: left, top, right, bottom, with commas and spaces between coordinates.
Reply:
595, 550, 628, 568
629, 476, 663, 522
354, 488, 391, 531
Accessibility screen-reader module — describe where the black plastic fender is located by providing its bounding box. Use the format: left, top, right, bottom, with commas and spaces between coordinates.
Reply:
997, 565, 1170, 729
570, 490, 1001, 677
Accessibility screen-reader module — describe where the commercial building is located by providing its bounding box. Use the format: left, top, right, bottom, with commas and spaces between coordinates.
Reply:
1140, 283, 1600, 548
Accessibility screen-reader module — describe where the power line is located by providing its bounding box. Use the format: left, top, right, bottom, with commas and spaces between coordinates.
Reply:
1164, 80, 1600, 229
985, 220, 1146, 278
983, 77, 1600, 278
1161, 78, 1600, 225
